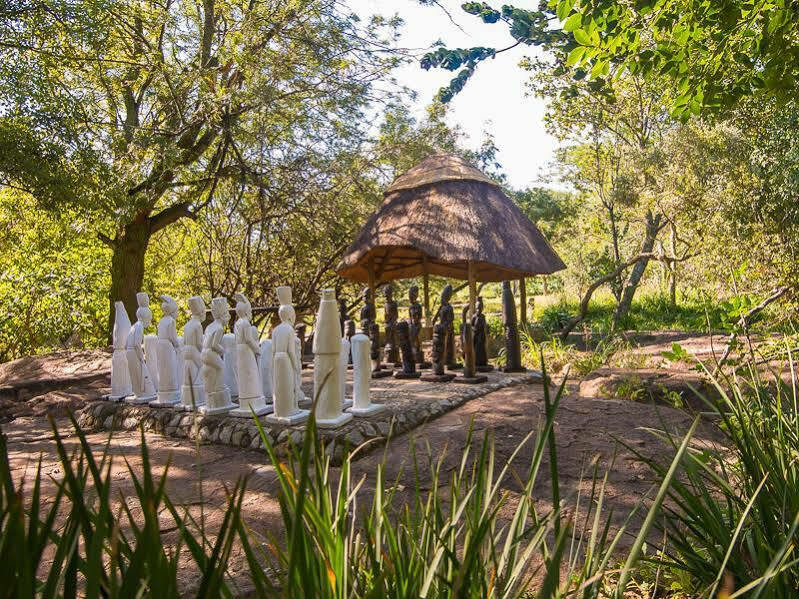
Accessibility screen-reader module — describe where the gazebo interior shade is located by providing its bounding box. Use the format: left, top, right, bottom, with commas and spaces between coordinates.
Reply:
337, 153, 565, 284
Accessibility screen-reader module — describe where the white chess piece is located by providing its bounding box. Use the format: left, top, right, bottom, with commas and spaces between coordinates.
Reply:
109, 301, 132, 401
348, 332, 386, 416
230, 294, 271, 418
339, 337, 352, 410
151, 295, 182, 407
199, 297, 235, 415
259, 338, 273, 401
180, 296, 206, 410
144, 334, 159, 391
266, 301, 309, 426
125, 293, 157, 404
313, 289, 352, 428
223, 332, 239, 399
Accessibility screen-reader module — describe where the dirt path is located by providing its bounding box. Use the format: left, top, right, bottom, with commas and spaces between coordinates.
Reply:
4, 380, 725, 593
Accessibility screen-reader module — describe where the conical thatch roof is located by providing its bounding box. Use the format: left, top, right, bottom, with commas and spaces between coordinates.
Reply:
336, 153, 565, 283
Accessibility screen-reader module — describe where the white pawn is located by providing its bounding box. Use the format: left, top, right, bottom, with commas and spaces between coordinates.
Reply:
230, 294, 271, 418
259, 338, 273, 401
180, 296, 206, 410
151, 295, 182, 407
266, 301, 309, 426
109, 301, 132, 401
339, 337, 352, 410
199, 297, 235, 415
125, 293, 157, 404
223, 333, 239, 400
144, 334, 159, 392
294, 335, 307, 407
348, 332, 386, 416
313, 289, 352, 428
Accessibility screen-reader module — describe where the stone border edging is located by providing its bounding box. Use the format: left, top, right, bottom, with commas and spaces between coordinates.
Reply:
75, 371, 542, 463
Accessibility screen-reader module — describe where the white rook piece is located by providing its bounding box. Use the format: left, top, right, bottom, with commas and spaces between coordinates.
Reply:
151, 295, 182, 407
199, 297, 235, 415
230, 294, 271, 418
109, 301, 132, 401
125, 292, 157, 404
313, 289, 352, 428
266, 291, 309, 426
180, 296, 206, 410
348, 332, 386, 416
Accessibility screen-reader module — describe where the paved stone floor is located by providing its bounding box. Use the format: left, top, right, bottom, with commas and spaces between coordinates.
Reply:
77, 368, 540, 461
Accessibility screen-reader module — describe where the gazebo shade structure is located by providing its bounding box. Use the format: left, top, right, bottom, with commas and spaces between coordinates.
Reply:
337, 153, 566, 288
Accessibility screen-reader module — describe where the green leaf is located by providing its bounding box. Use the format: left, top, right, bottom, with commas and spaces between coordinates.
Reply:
563, 12, 582, 32
573, 28, 593, 45
566, 46, 586, 67
557, 0, 573, 22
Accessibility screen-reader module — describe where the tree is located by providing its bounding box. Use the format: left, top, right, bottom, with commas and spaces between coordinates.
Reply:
0, 0, 401, 333
555, 0, 799, 117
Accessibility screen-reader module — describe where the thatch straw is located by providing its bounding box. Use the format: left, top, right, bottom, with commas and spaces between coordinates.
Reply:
337, 153, 565, 283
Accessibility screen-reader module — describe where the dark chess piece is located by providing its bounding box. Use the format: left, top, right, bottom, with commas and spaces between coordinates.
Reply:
344, 319, 355, 368
360, 287, 375, 334
408, 285, 431, 369
393, 321, 421, 379
439, 284, 462, 370
455, 305, 487, 384
383, 285, 401, 366
369, 322, 392, 379
501, 281, 525, 373
338, 297, 349, 335
295, 323, 309, 369
420, 323, 455, 382
472, 296, 494, 372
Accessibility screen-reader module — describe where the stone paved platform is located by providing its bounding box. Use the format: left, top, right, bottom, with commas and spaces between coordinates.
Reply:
76, 368, 541, 462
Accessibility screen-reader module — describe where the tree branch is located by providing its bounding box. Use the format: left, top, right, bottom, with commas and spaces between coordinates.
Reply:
150, 202, 195, 234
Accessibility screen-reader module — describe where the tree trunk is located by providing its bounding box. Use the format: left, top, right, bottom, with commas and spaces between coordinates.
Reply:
608, 204, 623, 301
613, 211, 662, 329
668, 222, 677, 306
106, 220, 152, 341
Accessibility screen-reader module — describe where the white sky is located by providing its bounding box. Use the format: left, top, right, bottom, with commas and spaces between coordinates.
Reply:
349, 0, 559, 190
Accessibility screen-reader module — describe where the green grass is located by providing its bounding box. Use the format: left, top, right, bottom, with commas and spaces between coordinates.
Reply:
531, 290, 791, 335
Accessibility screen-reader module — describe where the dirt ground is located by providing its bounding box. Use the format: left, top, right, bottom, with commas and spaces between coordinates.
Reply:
1, 333, 735, 593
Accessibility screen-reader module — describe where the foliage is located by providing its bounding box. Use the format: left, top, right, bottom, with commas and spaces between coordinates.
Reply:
0, 0, 404, 327
0, 413, 252, 596
0, 362, 706, 597
557, 0, 799, 117
0, 189, 109, 360
631, 354, 799, 596
535, 292, 764, 334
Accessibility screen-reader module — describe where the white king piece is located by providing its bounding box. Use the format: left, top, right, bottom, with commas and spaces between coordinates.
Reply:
312, 289, 352, 428
109, 301, 132, 401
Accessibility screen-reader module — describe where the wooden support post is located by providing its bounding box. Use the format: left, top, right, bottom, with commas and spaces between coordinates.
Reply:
468, 261, 477, 319
367, 255, 376, 300
519, 277, 527, 326
422, 254, 431, 326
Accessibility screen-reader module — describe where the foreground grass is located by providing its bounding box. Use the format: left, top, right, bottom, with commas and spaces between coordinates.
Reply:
3, 355, 799, 596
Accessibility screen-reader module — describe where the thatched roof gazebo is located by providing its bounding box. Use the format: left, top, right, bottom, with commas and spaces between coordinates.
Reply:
337, 152, 565, 321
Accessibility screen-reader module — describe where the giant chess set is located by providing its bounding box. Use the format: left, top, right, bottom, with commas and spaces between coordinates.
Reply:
107, 283, 518, 430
